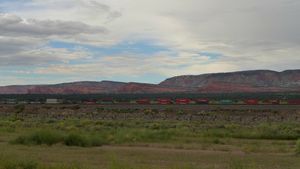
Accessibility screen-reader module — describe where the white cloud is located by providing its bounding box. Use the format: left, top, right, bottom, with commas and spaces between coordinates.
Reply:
33, 51, 237, 78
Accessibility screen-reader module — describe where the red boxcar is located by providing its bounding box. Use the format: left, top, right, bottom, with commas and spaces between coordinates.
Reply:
157, 98, 173, 105
245, 99, 259, 105
175, 98, 191, 105
288, 99, 300, 105
136, 99, 151, 104
194, 99, 209, 105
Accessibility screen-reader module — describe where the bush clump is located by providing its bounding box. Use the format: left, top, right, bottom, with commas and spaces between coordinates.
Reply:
296, 139, 300, 155
0, 158, 88, 169
64, 133, 106, 147
12, 130, 64, 146
12, 130, 105, 147
64, 133, 91, 147
0, 160, 38, 169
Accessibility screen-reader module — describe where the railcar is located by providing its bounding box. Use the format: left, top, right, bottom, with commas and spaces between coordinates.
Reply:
287, 99, 300, 105
245, 99, 259, 105
219, 100, 234, 105
100, 98, 114, 104
157, 98, 173, 105
194, 99, 209, 104
175, 98, 191, 105
83, 99, 97, 105
136, 99, 151, 104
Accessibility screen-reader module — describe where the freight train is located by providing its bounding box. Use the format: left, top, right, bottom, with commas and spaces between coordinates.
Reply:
82, 98, 300, 105
1, 98, 300, 105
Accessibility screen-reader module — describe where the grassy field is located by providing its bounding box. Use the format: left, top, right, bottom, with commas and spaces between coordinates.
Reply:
0, 106, 300, 169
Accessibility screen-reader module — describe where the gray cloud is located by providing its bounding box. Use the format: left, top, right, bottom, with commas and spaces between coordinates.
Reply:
0, 48, 88, 66
0, 37, 89, 66
83, 0, 122, 18
0, 37, 39, 55
0, 13, 107, 37
167, 0, 300, 45
0, 12, 108, 66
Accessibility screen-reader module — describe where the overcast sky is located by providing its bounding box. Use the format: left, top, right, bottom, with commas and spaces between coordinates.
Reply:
0, 0, 299, 85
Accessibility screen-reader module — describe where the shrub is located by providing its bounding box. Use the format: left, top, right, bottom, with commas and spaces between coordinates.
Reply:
296, 139, 300, 154
0, 159, 89, 169
16, 161, 38, 169
138, 130, 174, 142
30, 130, 63, 145
88, 135, 107, 147
64, 133, 90, 147
12, 130, 105, 147
14, 104, 25, 114
64, 133, 105, 147
1, 160, 38, 169
12, 130, 64, 146
212, 138, 224, 144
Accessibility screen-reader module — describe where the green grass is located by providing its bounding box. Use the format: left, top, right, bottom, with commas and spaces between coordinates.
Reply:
199, 123, 300, 140
9, 120, 300, 148
0, 157, 283, 169
228, 160, 260, 169
0, 160, 87, 169
0, 155, 89, 169
1, 117, 300, 169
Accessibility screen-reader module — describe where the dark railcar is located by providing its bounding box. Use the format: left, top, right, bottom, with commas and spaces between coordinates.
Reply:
260, 99, 280, 105
219, 100, 234, 105
100, 98, 114, 104
288, 99, 300, 105
136, 99, 151, 104
194, 99, 209, 104
83, 99, 97, 105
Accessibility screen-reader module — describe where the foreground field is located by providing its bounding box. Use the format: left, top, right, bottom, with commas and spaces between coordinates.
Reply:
1, 143, 300, 169
0, 105, 299, 169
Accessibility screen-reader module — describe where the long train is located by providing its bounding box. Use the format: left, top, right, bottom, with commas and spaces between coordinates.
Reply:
82, 98, 300, 105
1, 98, 300, 105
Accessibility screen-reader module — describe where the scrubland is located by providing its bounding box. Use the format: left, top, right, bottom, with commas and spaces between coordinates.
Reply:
0, 105, 299, 169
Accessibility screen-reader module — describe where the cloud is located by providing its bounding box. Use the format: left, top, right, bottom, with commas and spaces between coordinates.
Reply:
6, 0, 122, 23
0, 37, 90, 66
0, 13, 107, 37
0, 0, 300, 85
0, 13, 106, 66
33, 51, 236, 78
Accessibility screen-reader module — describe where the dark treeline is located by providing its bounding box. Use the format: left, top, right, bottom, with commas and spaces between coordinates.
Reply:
0, 92, 300, 101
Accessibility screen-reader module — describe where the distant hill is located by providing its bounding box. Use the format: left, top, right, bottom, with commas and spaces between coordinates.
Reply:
160, 70, 300, 93
1, 70, 300, 94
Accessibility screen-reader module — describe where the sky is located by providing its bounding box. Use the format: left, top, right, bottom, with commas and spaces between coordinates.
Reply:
0, 0, 300, 85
